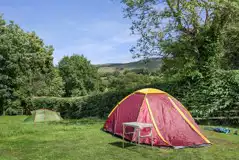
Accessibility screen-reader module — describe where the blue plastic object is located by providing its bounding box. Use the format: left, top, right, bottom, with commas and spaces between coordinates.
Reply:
213, 127, 230, 134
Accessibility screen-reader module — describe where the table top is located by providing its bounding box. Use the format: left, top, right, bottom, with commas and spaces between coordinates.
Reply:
122, 122, 153, 128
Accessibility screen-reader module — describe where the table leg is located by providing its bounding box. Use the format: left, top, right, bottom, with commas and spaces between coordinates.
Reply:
151, 127, 153, 148
131, 127, 135, 144
137, 127, 140, 145
122, 124, 125, 148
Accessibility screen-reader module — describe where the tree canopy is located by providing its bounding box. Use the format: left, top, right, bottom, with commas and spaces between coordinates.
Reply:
0, 15, 64, 115
121, 0, 239, 116
122, 0, 239, 73
58, 54, 102, 97
0, 3, 238, 121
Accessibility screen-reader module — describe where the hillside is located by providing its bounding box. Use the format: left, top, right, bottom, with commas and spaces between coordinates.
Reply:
97, 58, 162, 73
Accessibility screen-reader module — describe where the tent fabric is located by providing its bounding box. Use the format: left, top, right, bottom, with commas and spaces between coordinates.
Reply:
24, 109, 63, 123
103, 88, 211, 148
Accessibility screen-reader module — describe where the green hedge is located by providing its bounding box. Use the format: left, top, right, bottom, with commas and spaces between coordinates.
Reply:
28, 70, 239, 126
29, 89, 134, 119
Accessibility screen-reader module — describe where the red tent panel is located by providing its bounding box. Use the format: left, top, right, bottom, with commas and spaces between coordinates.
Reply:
135, 99, 169, 146
104, 93, 144, 140
147, 94, 206, 146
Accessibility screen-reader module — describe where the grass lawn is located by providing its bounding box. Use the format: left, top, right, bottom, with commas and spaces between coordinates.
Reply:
0, 116, 238, 160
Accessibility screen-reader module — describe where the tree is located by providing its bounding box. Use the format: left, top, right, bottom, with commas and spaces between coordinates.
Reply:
58, 54, 101, 97
128, 68, 151, 75
108, 72, 151, 90
0, 15, 62, 115
223, 21, 239, 69
29, 68, 65, 97
121, 1, 239, 117
122, 0, 239, 74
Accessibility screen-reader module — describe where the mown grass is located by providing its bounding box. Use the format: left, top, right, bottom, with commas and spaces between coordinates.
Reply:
0, 116, 238, 160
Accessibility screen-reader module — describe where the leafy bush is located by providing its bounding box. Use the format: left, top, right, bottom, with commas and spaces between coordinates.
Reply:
29, 89, 134, 119
148, 70, 239, 118
58, 54, 102, 97
108, 72, 152, 90
27, 69, 238, 127
0, 16, 63, 115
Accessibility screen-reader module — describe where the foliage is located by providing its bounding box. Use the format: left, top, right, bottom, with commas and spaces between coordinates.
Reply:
0, 15, 63, 115
147, 70, 239, 119
122, 0, 239, 72
30, 89, 133, 118
124, 68, 151, 75
223, 21, 239, 69
27, 68, 239, 125
108, 72, 152, 90
121, 0, 239, 119
99, 69, 159, 92
0, 1, 238, 125
22, 68, 65, 98
27, 67, 238, 126
58, 54, 102, 97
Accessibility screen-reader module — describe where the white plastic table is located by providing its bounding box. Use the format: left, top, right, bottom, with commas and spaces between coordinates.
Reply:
122, 122, 153, 148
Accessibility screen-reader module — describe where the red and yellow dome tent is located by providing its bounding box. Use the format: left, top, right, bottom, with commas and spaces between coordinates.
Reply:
103, 88, 211, 148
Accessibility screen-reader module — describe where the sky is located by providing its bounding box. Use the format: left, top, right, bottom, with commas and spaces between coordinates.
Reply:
0, 0, 139, 64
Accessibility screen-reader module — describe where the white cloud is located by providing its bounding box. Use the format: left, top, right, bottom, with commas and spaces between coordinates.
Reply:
54, 41, 115, 63
112, 29, 138, 44
54, 20, 138, 64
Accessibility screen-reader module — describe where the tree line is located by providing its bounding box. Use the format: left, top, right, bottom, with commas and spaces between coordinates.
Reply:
0, 0, 238, 121
0, 15, 102, 115
121, 0, 239, 118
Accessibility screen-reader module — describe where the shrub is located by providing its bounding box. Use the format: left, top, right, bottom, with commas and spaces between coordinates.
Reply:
145, 70, 239, 119
29, 89, 134, 119
28, 70, 239, 126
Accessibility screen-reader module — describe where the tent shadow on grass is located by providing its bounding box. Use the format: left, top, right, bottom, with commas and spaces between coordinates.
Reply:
109, 141, 135, 148
108, 141, 159, 155
103, 129, 162, 150
101, 128, 142, 149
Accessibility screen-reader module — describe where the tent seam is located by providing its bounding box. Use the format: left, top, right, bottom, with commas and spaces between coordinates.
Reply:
168, 97, 211, 144
107, 93, 135, 118
132, 94, 147, 142
145, 97, 172, 146
170, 96, 194, 119
136, 94, 147, 120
